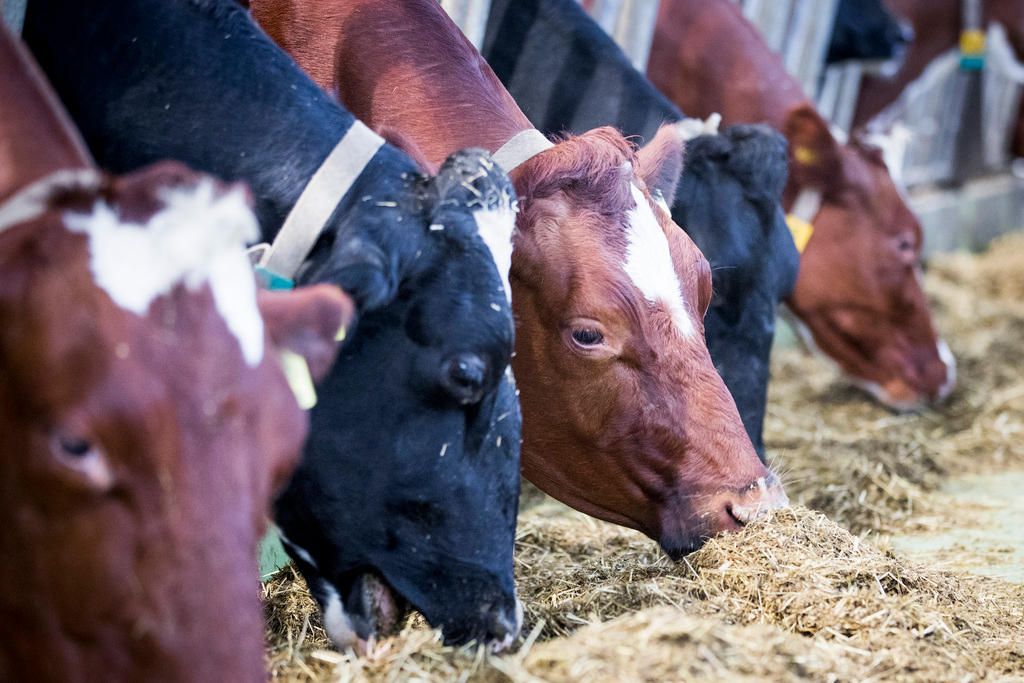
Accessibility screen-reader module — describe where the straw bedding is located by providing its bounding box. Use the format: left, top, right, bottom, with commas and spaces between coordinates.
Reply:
264, 233, 1024, 681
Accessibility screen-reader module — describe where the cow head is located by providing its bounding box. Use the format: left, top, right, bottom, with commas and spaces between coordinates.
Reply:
275, 148, 522, 653
827, 0, 912, 66
0, 162, 351, 681
783, 104, 955, 410
673, 124, 798, 460
509, 125, 787, 558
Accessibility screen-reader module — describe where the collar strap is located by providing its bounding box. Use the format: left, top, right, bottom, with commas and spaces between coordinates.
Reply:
785, 187, 822, 253
0, 168, 103, 234
492, 129, 554, 173
256, 120, 384, 282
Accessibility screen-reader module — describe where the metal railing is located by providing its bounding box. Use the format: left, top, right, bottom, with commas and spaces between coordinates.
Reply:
438, 0, 493, 51
867, 22, 1024, 187
982, 23, 1024, 170
733, 0, 840, 101
583, 0, 661, 72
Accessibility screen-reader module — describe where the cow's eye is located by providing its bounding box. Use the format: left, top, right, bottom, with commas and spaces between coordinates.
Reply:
55, 433, 92, 457
48, 428, 114, 492
571, 328, 604, 346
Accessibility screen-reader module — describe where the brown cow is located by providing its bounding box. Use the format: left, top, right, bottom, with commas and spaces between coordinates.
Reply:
250, 0, 788, 558
0, 27, 352, 681
647, 0, 956, 411
854, 0, 1024, 154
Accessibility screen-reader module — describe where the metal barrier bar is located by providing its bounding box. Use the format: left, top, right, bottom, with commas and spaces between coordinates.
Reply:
2, 0, 28, 34
585, 0, 661, 72
818, 61, 864, 135
439, 0, 493, 51
736, 0, 792, 55
782, 0, 840, 98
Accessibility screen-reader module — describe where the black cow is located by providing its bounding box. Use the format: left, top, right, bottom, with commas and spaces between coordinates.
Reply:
827, 0, 913, 64
483, 0, 799, 459
25, 0, 522, 651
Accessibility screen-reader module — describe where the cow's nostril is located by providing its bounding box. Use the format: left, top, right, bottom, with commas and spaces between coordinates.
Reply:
441, 353, 487, 404
484, 599, 522, 653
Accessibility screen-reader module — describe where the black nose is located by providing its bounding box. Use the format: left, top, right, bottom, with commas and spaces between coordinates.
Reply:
484, 599, 521, 652
441, 353, 487, 404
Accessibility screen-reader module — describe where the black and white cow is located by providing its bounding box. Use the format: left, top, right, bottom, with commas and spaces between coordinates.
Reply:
827, 0, 913, 65
482, 0, 799, 459
25, 0, 522, 651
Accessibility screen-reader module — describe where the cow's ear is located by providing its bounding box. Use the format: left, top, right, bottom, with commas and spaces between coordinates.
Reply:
784, 103, 842, 188
636, 123, 686, 207
257, 284, 355, 382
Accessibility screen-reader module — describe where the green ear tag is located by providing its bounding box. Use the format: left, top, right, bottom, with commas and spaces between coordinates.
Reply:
280, 349, 317, 410
253, 265, 295, 291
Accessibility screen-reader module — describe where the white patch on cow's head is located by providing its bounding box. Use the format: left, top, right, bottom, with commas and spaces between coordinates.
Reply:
320, 581, 359, 650
473, 202, 516, 302
64, 180, 265, 366
623, 184, 694, 338
277, 528, 319, 570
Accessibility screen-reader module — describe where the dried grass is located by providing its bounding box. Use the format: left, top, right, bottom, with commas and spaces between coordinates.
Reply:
264, 234, 1024, 681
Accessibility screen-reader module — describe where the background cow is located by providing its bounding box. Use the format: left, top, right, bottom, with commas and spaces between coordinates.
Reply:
0, 25, 350, 680
826, 0, 913, 65
482, 0, 799, 460
24, 0, 523, 652
249, 0, 789, 559
647, 0, 956, 411
853, 0, 1024, 159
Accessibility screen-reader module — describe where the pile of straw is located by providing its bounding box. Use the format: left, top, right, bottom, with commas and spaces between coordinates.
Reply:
264, 234, 1024, 681
265, 508, 1024, 681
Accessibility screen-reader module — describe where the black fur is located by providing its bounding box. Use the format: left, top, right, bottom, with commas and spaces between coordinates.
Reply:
827, 0, 911, 64
25, 0, 520, 646
483, 0, 800, 460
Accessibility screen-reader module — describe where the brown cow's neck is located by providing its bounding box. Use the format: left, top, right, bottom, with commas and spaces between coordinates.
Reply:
0, 27, 93, 203
251, 0, 533, 167
647, 0, 809, 132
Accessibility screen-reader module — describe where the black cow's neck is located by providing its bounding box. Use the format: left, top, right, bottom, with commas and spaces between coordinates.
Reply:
23, 0, 413, 238
482, 0, 683, 140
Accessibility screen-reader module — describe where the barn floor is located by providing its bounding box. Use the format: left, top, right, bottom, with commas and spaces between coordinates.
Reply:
263, 233, 1024, 682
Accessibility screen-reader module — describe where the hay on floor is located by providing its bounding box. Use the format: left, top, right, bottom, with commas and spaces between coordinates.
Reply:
266, 508, 1024, 682
264, 234, 1024, 681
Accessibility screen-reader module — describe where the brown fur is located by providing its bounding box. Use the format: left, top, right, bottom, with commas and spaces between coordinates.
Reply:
648, 0, 952, 408
0, 28, 352, 681
249, 0, 786, 555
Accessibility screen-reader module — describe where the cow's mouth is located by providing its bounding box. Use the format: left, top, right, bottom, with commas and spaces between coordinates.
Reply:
344, 571, 409, 642
326, 571, 409, 651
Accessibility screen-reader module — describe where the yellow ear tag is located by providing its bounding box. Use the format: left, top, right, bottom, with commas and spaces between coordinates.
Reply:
280, 349, 317, 410
785, 213, 814, 253
335, 324, 347, 343
793, 146, 818, 166
959, 29, 986, 55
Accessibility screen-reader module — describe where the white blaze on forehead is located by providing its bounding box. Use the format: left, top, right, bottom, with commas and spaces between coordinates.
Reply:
623, 184, 695, 338
473, 201, 517, 301
64, 180, 266, 366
